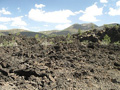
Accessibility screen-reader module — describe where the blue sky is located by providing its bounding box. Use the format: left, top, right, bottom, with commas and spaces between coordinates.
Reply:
0, 0, 120, 32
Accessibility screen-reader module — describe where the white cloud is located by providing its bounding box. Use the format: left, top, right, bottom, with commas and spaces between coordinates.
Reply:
28, 9, 75, 23
108, 0, 120, 16
11, 16, 27, 26
19, 26, 29, 30
17, 7, 21, 12
25, 15, 27, 17
35, 4, 45, 8
74, 10, 84, 14
44, 25, 49, 27
55, 24, 71, 30
17, 7, 20, 10
31, 26, 40, 29
100, 0, 108, 3
79, 3, 103, 22
116, 1, 120, 6
79, 15, 99, 22
30, 27, 42, 32
108, 8, 120, 16
0, 17, 11, 22
0, 16, 27, 27
0, 8, 11, 15
0, 25, 8, 30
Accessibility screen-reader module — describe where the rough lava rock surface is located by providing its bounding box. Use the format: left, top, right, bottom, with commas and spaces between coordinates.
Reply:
0, 27, 120, 90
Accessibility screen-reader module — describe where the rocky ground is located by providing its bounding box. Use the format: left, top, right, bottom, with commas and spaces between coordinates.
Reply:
0, 26, 120, 90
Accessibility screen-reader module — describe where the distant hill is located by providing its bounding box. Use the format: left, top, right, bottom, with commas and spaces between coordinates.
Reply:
39, 30, 59, 35
45, 23, 119, 35
0, 29, 45, 37
50, 31, 72, 35
50, 23, 98, 35
0, 29, 27, 34
20, 32, 45, 37
97, 23, 120, 30
65, 23, 98, 31
0, 23, 119, 37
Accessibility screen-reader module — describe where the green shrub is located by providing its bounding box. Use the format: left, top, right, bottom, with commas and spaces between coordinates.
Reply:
67, 40, 73, 44
91, 24, 95, 30
0, 40, 18, 47
114, 41, 120, 45
67, 33, 71, 40
41, 35, 44, 38
50, 41, 54, 45
115, 25, 119, 30
16, 32, 20, 36
78, 28, 82, 36
104, 24, 110, 30
101, 34, 111, 45
35, 34, 39, 41
0, 33, 4, 36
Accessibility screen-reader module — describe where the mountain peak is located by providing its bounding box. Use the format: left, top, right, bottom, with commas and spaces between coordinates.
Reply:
81, 23, 96, 26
